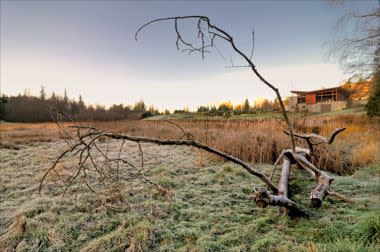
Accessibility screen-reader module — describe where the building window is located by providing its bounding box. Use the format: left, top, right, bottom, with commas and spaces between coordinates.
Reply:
297, 95, 305, 103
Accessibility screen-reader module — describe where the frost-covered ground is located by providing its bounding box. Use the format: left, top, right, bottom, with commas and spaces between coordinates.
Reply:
0, 124, 379, 251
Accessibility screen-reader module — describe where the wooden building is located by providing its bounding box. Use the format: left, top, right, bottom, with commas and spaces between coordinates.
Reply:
289, 87, 349, 113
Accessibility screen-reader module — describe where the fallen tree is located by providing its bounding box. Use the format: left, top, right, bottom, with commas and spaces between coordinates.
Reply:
40, 16, 352, 215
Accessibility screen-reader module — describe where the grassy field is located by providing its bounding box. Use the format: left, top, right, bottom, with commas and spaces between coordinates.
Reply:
145, 106, 366, 121
93, 114, 380, 174
145, 112, 284, 121
0, 116, 379, 251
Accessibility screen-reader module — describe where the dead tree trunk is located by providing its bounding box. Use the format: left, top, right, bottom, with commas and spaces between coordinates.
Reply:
278, 157, 291, 199
278, 157, 291, 213
250, 157, 302, 216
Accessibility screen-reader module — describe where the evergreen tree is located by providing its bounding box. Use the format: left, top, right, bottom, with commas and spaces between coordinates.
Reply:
0, 94, 9, 120
78, 95, 86, 112
366, 67, 380, 116
243, 98, 250, 112
40, 86, 46, 100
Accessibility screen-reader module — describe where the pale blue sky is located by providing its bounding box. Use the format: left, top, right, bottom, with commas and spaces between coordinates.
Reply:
1, 0, 378, 110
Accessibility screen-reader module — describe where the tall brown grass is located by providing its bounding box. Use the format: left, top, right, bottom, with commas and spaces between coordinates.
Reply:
0, 122, 59, 148
92, 115, 379, 174
1, 116, 378, 174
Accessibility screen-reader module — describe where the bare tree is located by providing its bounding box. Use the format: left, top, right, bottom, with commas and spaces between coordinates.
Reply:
329, 6, 380, 116
329, 7, 380, 77
40, 16, 352, 215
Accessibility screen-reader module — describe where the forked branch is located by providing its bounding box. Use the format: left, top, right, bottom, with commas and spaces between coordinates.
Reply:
284, 127, 346, 154
284, 127, 346, 145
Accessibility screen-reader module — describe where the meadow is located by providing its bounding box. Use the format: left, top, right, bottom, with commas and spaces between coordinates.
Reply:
94, 114, 380, 174
0, 114, 379, 251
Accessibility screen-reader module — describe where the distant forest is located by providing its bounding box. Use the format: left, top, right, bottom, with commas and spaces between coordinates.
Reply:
0, 87, 285, 122
0, 88, 161, 122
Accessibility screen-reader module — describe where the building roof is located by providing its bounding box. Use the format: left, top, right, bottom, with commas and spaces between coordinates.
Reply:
290, 86, 345, 95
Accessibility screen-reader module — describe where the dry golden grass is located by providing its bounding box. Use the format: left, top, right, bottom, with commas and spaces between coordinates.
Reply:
0, 215, 27, 250
90, 115, 379, 174
0, 122, 60, 149
1, 115, 378, 174
352, 143, 379, 167
45, 163, 72, 182
0, 122, 58, 132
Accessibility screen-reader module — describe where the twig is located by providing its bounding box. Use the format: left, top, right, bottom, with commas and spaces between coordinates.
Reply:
164, 120, 194, 140
270, 149, 285, 181
327, 189, 354, 202
249, 27, 255, 61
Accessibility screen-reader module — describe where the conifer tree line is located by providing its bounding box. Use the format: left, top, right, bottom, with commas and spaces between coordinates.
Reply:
0, 87, 160, 122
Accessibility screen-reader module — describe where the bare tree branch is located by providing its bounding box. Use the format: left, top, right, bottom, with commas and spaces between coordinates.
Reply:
327, 189, 354, 202
40, 125, 279, 195
135, 15, 296, 152
328, 7, 379, 77
249, 27, 255, 61
164, 120, 194, 140
284, 127, 346, 146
